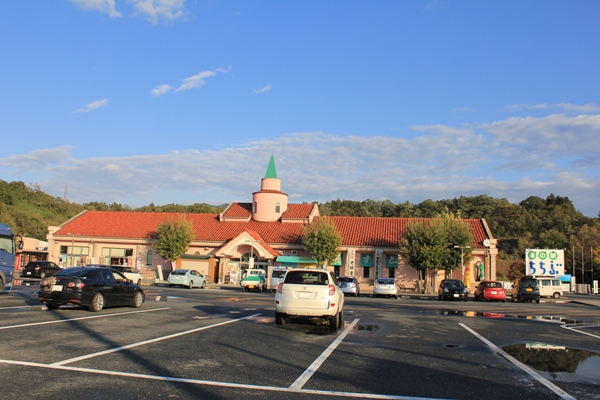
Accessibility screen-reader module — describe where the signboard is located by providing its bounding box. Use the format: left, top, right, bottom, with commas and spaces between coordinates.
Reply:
525, 249, 565, 277
347, 248, 356, 276
375, 249, 383, 280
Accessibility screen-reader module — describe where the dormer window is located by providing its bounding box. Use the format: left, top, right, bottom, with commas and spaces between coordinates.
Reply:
275, 202, 280, 213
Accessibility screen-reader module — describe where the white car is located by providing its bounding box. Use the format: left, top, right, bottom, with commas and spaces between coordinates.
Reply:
373, 278, 398, 299
274, 268, 344, 330
110, 265, 143, 286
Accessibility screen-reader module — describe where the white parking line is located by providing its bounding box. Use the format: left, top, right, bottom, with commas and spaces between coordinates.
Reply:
51, 313, 262, 366
560, 324, 600, 339
459, 323, 576, 400
289, 318, 359, 390
0, 358, 448, 399
0, 307, 171, 330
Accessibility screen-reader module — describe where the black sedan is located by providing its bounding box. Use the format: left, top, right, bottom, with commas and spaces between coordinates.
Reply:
38, 267, 145, 311
438, 279, 468, 301
21, 261, 62, 279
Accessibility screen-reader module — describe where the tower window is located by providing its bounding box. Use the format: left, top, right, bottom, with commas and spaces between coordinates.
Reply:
275, 202, 280, 213
253, 202, 257, 213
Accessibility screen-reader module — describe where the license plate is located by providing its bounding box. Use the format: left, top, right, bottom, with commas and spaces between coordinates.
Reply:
453, 294, 459, 297
298, 292, 311, 299
26, 272, 31, 275
51, 285, 63, 292
248, 285, 255, 289
526, 288, 532, 292
491, 291, 497, 294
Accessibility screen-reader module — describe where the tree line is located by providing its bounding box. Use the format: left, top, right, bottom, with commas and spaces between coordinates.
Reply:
1, 179, 598, 282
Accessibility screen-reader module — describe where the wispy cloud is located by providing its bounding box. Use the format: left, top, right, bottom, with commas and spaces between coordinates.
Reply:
176, 70, 216, 92
73, 99, 109, 113
150, 84, 173, 97
253, 84, 272, 94
505, 103, 600, 113
130, 0, 187, 25
70, 0, 122, 18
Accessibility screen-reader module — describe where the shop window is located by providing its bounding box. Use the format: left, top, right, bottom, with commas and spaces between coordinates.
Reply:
363, 267, 370, 278
146, 250, 153, 268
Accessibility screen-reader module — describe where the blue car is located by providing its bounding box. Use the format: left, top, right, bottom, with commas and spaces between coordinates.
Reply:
168, 269, 207, 289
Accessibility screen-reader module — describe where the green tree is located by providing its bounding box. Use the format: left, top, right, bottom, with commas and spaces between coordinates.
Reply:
302, 217, 343, 268
508, 260, 526, 282
399, 215, 473, 293
151, 216, 195, 266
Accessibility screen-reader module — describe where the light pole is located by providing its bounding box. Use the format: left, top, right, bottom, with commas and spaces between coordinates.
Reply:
454, 245, 471, 281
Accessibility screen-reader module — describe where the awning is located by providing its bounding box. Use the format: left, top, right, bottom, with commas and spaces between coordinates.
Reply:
276, 256, 318, 264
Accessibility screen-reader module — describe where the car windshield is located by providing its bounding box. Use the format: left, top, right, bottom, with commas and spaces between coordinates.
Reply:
377, 278, 395, 284
170, 270, 187, 275
444, 280, 464, 288
521, 279, 538, 288
485, 282, 502, 288
271, 270, 287, 278
56, 268, 101, 279
284, 271, 329, 285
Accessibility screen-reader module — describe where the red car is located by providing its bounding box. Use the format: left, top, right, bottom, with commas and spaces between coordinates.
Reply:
474, 281, 506, 302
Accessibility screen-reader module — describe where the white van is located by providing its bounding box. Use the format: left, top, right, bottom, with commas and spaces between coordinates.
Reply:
537, 278, 564, 299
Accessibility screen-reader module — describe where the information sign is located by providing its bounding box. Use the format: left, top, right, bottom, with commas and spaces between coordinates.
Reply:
525, 249, 565, 277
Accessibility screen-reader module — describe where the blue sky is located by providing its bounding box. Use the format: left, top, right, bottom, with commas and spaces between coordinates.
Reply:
1, 0, 599, 216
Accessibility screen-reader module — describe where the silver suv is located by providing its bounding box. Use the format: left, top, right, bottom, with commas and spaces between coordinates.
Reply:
274, 268, 344, 330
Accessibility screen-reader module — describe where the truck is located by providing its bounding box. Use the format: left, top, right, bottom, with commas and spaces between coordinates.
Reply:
0, 223, 23, 291
240, 268, 267, 292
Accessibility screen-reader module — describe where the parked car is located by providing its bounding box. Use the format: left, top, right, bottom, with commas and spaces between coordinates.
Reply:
268, 267, 288, 292
511, 276, 540, 303
373, 278, 398, 298
21, 261, 61, 279
438, 279, 468, 301
338, 276, 360, 297
168, 269, 207, 289
38, 266, 145, 311
274, 268, 344, 330
110, 265, 143, 285
474, 281, 506, 302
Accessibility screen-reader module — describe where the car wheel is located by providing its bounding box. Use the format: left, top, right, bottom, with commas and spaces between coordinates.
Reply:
502, 299, 506, 303
188, 281, 194, 289
201, 280, 206, 289
464, 296, 468, 302
275, 312, 285, 325
46, 304, 60, 310
552, 292, 560, 299
329, 311, 339, 330
395, 295, 399, 299
137, 279, 142, 286
39, 272, 46, 279
90, 292, 105, 312
132, 291, 144, 308
338, 309, 344, 327
536, 299, 540, 304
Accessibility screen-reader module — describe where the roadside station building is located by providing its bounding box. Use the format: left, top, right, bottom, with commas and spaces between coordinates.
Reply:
46, 156, 497, 292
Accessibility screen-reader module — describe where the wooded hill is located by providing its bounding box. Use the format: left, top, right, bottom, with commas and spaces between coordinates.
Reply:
2, 179, 599, 280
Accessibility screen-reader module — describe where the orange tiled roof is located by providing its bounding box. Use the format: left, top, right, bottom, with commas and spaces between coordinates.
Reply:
282, 203, 316, 219
54, 210, 490, 248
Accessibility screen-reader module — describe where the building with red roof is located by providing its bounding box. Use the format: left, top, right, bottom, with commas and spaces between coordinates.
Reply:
47, 155, 497, 291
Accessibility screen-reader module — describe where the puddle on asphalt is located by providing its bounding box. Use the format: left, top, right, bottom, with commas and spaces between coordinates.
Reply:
440, 310, 600, 326
502, 343, 600, 383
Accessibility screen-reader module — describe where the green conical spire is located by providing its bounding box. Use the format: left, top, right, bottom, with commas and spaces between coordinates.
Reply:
264, 155, 278, 179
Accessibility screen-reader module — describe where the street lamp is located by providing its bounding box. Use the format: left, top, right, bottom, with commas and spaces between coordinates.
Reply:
245, 239, 259, 269
454, 245, 471, 280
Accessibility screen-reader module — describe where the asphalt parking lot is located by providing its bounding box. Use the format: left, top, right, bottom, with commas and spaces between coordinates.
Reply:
1, 284, 599, 400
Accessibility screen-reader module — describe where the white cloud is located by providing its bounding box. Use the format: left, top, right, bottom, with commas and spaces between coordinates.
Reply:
176, 71, 216, 92
70, 0, 122, 18
73, 98, 109, 113
3, 109, 600, 216
253, 84, 272, 94
129, 0, 187, 25
505, 103, 600, 113
151, 84, 173, 97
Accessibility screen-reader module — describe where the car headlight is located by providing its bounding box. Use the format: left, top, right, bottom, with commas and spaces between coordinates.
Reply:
444, 288, 449, 293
